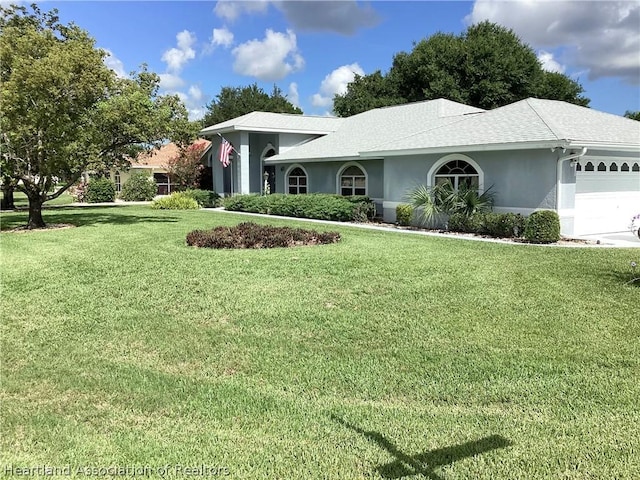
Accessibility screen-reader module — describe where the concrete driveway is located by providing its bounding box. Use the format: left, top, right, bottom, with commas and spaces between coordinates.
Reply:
578, 231, 640, 247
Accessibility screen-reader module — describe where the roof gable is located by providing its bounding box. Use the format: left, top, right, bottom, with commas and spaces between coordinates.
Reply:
268, 99, 484, 161
200, 111, 344, 135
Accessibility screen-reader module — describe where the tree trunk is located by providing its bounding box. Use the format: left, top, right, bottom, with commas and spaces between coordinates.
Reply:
27, 195, 46, 229
1, 183, 15, 210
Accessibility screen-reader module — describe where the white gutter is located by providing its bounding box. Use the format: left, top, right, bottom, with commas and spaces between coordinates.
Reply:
556, 147, 587, 211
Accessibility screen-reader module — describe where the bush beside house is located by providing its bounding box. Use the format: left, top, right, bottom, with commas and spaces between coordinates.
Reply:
85, 178, 116, 203
120, 172, 157, 201
223, 194, 375, 222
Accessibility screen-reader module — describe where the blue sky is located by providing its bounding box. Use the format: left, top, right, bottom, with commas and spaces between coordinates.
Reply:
47, 1, 640, 121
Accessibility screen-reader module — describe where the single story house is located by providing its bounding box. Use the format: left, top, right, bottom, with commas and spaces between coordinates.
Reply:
200, 98, 640, 236
109, 140, 212, 195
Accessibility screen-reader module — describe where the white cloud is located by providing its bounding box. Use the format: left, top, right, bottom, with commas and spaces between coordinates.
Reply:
214, 0, 269, 22
212, 27, 234, 48
537, 51, 565, 74
466, 0, 640, 84
162, 30, 196, 73
159, 73, 185, 90
232, 29, 304, 81
312, 63, 364, 108
103, 49, 127, 78
287, 82, 299, 108
163, 85, 209, 121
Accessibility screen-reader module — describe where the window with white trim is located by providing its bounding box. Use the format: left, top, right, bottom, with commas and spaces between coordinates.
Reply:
114, 171, 121, 192
434, 159, 479, 190
340, 165, 366, 196
287, 167, 307, 194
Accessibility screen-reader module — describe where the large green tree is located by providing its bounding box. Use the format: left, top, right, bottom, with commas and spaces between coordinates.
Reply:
202, 83, 302, 126
334, 21, 589, 116
0, 4, 196, 228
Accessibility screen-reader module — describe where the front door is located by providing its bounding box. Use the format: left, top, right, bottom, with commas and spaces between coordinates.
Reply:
264, 166, 276, 194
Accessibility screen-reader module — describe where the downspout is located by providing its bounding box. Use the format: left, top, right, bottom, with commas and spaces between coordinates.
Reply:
556, 147, 587, 211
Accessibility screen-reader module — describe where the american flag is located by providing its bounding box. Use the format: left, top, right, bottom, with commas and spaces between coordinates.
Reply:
219, 137, 233, 167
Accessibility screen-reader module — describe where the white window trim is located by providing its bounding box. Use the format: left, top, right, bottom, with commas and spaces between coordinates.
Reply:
427, 154, 485, 192
336, 161, 368, 196
284, 164, 309, 194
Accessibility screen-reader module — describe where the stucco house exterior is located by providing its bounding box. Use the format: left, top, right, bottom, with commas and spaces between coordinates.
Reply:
109, 140, 212, 195
200, 98, 640, 236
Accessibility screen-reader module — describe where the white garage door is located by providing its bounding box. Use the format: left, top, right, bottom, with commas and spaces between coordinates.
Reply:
574, 159, 640, 235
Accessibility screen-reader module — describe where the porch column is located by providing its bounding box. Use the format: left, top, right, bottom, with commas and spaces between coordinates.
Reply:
239, 131, 250, 194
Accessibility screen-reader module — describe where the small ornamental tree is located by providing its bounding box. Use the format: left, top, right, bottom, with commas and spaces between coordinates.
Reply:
166, 141, 208, 189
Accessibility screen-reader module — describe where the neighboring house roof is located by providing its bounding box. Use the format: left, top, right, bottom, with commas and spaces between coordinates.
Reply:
200, 111, 344, 135
130, 140, 212, 169
267, 99, 485, 162
361, 98, 640, 156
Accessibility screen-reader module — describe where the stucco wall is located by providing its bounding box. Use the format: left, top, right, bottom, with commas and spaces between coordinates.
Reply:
382, 149, 558, 222
273, 159, 384, 199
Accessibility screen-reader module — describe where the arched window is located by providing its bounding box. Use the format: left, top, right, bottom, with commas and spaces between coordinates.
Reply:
339, 165, 366, 196
287, 166, 307, 194
114, 171, 121, 192
584, 162, 595, 172
576, 162, 582, 171
610, 163, 618, 172
633, 163, 640, 172
621, 163, 630, 172
434, 159, 479, 190
597, 162, 606, 171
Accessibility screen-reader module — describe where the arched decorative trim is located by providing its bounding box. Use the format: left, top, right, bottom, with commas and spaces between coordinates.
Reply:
284, 164, 309, 194
609, 162, 618, 172
584, 162, 595, 172
336, 161, 368, 196
621, 163, 630, 172
427, 153, 484, 191
633, 163, 640, 172
597, 162, 606, 172
260, 143, 277, 160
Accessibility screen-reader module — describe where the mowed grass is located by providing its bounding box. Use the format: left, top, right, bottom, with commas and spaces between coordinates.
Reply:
1, 206, 639, 479
5, 190, 75, 209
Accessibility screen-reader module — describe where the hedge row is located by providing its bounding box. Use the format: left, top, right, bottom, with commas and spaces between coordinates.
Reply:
448, 210, 560, 243
223, 194, 375, 222
186, 222, 341, 249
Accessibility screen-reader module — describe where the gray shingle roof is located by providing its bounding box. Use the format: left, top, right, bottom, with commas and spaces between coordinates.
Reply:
362, 98, 640, 155
268, 99, 484, 161
200, 111, 344, 135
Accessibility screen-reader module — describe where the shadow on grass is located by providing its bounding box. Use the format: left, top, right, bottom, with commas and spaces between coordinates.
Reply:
607, 270, 640, 288
331, 415, 512, 480
1, 206, 180, 230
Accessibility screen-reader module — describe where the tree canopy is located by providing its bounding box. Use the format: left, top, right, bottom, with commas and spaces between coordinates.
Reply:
624, 111, 640, 121
202, 83, 302, 127
0, 4, 197, 227
334, 21, 590, 117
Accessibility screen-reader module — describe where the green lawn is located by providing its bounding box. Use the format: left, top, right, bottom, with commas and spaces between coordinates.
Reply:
1, 206, 639, 479
3, 189, 75, 209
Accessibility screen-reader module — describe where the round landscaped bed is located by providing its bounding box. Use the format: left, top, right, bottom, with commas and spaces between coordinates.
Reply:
186, 222, 340, 249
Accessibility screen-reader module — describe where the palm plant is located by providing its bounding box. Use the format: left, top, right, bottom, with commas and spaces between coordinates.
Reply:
407, 180, 495, 225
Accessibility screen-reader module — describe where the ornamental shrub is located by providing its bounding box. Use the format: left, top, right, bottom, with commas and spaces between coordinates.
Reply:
120, 172, 157, 201
151, 192, 199, 210
222, 194, 375, 222
447, 212, 484, 233
184, 189, 221, 208
524, 210, 561, 243
186, 222, 340, 249
396, 204, 414, 226
86, 177, 116, 203
482, 212, 526, 238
